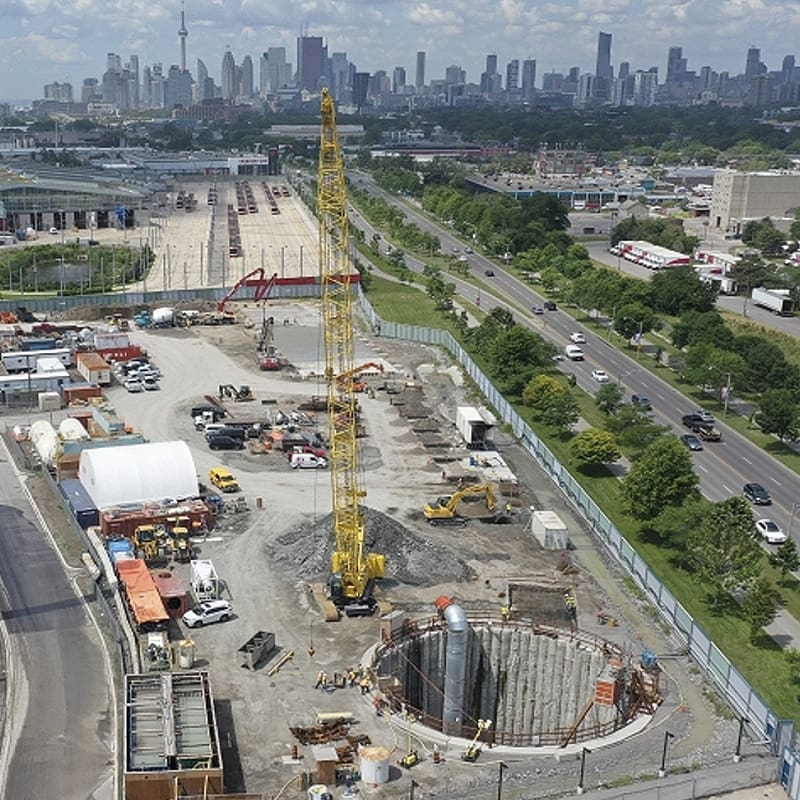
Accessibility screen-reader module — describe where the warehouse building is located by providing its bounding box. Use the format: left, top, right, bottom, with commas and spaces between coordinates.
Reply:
78, 440, 198, 508
710, 170, 800, 235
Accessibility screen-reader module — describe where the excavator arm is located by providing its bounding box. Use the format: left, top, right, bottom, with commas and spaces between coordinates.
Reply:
423, 483, 496, 523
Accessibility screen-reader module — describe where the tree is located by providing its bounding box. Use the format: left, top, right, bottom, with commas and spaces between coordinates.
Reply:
490, 326, 555, 395
769, 539, 800, 585
541, 391, 579, 432
595, 383, 624, 415
687, 496, 762, 608
729, 252, 770, 295
741, 576, 780, 644
756, 389, 800, 441
649, 266, 717, 315
613, 302, 658, 341
621, 436, 699, 520
570, 428, 621, 466
522, 374, 564, 413
605, 405, 670, 455
648, 498, 710, 552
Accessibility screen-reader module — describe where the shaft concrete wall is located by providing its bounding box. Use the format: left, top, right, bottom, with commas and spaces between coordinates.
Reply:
377, 623, 620, 744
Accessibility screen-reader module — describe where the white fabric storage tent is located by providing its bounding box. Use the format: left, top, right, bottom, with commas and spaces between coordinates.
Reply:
78, 441, 198, 509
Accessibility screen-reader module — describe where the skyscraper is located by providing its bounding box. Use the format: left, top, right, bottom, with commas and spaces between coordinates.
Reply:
128, 55, 140, 109
595, 32, 612, 80
241, 55, 254, 98
666, 47, 686, 83
521, 59, 536, 101
506, 60, 519, 92
745, 46, 762, 79
178, 0, 188, 73
297, 35, 325, 91
415, 51, 426, 88
221, 48, 236, 99
261, 48, 292, 95
196, 58, 210, 100
392, 66, 406, 93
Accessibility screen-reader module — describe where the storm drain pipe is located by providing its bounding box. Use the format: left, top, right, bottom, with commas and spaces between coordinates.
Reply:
436, 596, 468, 736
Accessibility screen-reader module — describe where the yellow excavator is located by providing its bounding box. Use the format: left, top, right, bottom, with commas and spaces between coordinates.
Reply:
423, 483, 500, 526
133, 524, 161, 561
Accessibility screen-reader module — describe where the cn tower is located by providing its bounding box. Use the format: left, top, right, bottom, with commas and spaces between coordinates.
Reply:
178, 0, 188, 72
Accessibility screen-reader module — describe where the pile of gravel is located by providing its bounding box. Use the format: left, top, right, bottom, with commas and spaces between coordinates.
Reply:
268, 506, 475, 587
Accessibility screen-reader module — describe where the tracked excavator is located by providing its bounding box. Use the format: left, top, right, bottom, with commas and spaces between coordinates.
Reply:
423, 483, 509, 526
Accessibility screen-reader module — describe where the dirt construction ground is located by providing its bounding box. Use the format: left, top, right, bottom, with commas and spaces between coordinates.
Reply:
24, 301, 781, 799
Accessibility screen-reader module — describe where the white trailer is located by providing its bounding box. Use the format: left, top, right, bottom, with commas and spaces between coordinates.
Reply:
76, 352, 111, 385
456, 406, 493, 448
190, 559, 220, 602
1, 348, 72, 372
529, 509, 569, 550
752, 287, 794, 315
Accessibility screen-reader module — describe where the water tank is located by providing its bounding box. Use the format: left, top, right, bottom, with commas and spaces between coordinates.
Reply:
307, 786, 331, 800
30, 419, 59, 466
58, 417, 90, 441
152, 307, 175, 325
359, 746, 390, 785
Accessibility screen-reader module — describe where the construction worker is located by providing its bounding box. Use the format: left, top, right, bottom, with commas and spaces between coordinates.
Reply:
500, 605, 511, 621
359, 675, 371, 695
315, 671, 329, 691
373, 694, 383, 716
564, 590, 578, 630
347, 668, 358, 687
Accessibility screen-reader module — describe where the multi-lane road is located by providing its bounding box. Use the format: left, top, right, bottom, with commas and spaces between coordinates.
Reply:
351, 171, 800, 542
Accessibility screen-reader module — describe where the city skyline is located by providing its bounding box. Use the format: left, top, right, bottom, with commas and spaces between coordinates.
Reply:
1, 1, 798, 104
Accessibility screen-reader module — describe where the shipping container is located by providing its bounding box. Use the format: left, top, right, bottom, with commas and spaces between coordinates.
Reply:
116, 559, 170, 631
59, 477, 100, 529
62, 384, 103, 404
150, 569, 190, 618
20, 338, 62, 352
95, 345, 145, 363
2, 348, 72, 372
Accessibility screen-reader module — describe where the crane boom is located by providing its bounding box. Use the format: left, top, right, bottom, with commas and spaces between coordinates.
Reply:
318, 88, 384, 610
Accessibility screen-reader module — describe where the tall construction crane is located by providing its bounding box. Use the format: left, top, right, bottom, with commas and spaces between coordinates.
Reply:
318, 88, 385, 615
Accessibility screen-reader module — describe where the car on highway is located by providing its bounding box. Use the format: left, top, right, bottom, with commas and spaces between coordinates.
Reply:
591, 369, 610, 383
543, 301, 557, 311
631, 394, 652, 410
457, 255, 468, 262
743, 482, 772, 505
569, 332, 586, 344
694, 409, 715, 424
681, 413, 706, 428
465, 247, 473, 253
680, 433, 703, 451
484, 269, 495, 277
182, 599, 233, 628
755, 518, 787, 544
531, 306, 544, 315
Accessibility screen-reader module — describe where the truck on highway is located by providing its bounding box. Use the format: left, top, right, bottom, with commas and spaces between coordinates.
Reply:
751, 287, 795, 316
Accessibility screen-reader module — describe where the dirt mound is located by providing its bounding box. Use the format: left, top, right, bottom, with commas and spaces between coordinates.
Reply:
269, 506, 475, 587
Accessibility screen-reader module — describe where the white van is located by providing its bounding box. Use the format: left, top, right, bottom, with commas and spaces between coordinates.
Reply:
565, 345, 585, 360
290, 452, 328, 469
203, 422, 226, 438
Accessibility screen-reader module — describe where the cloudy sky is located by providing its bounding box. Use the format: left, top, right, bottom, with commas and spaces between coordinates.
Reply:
0, 0, 798, 103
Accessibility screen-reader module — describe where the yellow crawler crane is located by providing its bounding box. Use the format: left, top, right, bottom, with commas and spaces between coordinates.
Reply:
318, 88, 385, 616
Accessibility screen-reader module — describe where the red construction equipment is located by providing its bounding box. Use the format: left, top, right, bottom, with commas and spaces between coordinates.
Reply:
217, 269, 278, 313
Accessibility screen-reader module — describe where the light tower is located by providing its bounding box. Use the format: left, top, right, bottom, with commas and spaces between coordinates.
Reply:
178, 0, 188, 72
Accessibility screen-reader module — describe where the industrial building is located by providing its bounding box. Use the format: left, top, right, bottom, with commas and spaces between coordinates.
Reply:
710, 170, 800, 235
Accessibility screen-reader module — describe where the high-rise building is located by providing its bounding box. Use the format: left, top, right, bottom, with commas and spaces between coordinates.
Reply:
128, 55, 140, 109
392, 66, 406, 93
150, 64, 165, 109
329, 52, 350, 103
618, 61, 630, 80
486, 54, 497, 75
241, 55, 254, 98
596, 32, 612, 80
81, 78, 100, 104
506, 60, 519, 92
352, 71, 369, 110
745, 46, 762, 79
666, 47, 687, 83
165, 64, 192, 108
297, 35, 325, 91
178, 0, 188, 73
521, 59, 536, 101
781, 55, 795, 84
415, 51, 426, 88
221, 48, 236, 99
107, 53, 122, 72
196, 58, 209, 101
261, 48, 292, 95
445, 65, 465, 86
632, 69, 657, 106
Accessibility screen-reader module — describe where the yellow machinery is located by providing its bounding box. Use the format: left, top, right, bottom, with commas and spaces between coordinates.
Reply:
424, 483, 496, 525
462, 719, 492, 762
318, 88, 385, 615
133, 524, 160, 561
170, 526, 193, 563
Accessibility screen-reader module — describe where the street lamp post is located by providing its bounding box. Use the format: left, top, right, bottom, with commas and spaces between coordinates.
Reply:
497, 761, 508, 800
734, 716, 749, 763
658, 731, 675, 777
577, 747, 591, 795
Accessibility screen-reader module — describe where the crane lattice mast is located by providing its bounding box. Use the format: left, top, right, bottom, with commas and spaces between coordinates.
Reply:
317, 88, 384, 605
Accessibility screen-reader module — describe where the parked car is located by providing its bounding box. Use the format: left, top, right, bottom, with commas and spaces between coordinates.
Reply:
208, 435, 245, 451
631, 394, 652, 410
290, 452, 328, 469
124, 379, 143, 393
680, 433, 703, 451
569, 332, 586, 344
743, 483, 772, 505
755, 518, 787, 544
591, 369, 610, 383
182, 599, 233, 628
142, 376, 160, 391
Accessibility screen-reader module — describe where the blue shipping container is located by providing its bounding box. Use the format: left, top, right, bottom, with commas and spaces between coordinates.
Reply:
58, 478, 100, 529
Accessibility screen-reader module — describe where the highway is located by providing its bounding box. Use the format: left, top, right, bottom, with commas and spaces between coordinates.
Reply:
351, 172, 800, 544
0, 461, 114, 799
